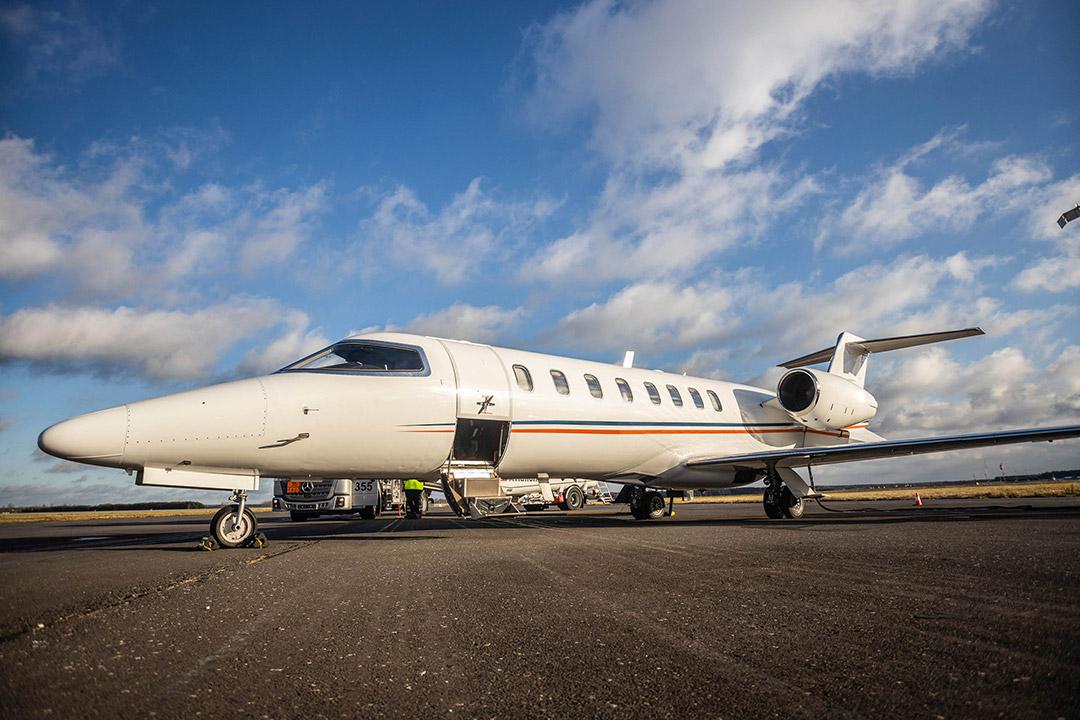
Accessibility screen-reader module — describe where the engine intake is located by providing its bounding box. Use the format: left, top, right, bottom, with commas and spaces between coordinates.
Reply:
776, 368, 877, 432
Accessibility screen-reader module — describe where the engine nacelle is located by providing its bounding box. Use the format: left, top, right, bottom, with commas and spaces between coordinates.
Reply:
776, 368, 878, 432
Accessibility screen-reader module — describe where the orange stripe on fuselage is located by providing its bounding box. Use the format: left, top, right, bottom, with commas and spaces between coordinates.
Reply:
401, 424, 867, 440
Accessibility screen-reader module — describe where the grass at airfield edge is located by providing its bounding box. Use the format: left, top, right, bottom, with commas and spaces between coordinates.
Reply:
686, 480, 1080, 503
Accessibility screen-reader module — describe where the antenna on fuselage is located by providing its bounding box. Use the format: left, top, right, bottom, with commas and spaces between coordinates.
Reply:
622, 351, 635, 368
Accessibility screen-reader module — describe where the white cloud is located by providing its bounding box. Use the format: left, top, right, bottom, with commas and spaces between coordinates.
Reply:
358, 178, 555, 285
1013, 253, 1080, 294
0, 136, 140, 283
871, 344, 1080, 435
0, 2, 121, 84
822, 143, 1052, 250
548, 280, 739, 354
1021, 174, 1080, 242
238, 310, 331, 375
238, 184, 329, 273
405, 303, 526, 343
525, 166, 819, 283
519, 0, 992, 285
0, 136, 329, 298
547, 250, 1072, 388
0, 299, 286, 380
524, 0, 991, 169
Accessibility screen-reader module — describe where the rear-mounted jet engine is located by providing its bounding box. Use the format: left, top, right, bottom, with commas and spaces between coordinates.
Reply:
776, 367, 878, 432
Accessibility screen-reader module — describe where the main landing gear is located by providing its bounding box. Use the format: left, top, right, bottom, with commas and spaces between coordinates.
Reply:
630, 489, 669, 520
207, 490, 266, 549
762, 472, 803, 519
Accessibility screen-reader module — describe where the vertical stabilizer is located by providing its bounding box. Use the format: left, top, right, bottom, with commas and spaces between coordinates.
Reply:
779, 328, 985, 389
827, 332, 870, 387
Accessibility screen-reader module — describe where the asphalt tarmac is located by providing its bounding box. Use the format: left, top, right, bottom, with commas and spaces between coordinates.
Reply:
2, 498, 1079, 719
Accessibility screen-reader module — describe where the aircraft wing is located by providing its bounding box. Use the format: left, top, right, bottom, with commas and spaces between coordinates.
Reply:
685, 424, 1080, 470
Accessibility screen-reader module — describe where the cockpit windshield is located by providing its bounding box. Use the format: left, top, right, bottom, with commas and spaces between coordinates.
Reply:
279, 341, 426, 374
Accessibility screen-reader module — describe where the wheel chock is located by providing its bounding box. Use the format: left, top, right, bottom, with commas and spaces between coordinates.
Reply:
199, 537, 217, 551
247, 532, 269, 549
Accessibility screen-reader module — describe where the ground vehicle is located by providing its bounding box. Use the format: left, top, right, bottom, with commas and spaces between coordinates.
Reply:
502, 478, 615, 511
272, 478, 429, 520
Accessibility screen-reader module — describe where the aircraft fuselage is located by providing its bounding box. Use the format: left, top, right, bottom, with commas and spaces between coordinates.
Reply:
39, 333, 863, 491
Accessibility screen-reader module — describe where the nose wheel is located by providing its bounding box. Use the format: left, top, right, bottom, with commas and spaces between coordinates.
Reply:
209, 490, 263, 548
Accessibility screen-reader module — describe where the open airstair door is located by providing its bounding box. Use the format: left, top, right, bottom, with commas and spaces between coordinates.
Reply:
438, 340, 513, 518
438, 339, 512, 464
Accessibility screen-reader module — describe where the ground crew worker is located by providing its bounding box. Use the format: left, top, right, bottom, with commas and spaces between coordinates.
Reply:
403, 478, 425, 518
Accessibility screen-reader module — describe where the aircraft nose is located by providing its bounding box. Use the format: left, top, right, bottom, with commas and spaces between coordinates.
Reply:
38, 406, 128, 463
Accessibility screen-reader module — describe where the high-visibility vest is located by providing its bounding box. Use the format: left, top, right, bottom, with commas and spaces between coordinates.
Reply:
404, 478, 424, 491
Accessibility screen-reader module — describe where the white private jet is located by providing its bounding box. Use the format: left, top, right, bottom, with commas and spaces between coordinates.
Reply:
38, 328, 1080, 548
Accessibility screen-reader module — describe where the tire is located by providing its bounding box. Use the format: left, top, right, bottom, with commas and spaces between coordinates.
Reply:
358, 505, 377, 519
632, 491, 666, 520
762, 490, 784, 519
212, 505, 258, 548
780, 487, 804, 519
563, 485, 586, 511
289, 511, 312, 522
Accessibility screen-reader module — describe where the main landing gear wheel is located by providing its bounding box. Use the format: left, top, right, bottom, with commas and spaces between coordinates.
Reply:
562, 484, 585, 511
762, 484, 804, 519
211, 504, 258, 548
762, 490, 784, 519
631, 491, 667, 520
780, 486, 804, 519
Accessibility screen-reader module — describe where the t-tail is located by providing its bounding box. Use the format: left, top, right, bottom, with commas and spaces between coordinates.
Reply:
772, 328, 984, 431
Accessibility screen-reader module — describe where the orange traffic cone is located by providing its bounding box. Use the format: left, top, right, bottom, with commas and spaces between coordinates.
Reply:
913, 492, 923, 507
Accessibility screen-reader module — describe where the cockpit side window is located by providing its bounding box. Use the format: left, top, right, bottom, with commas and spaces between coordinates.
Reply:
280, 341, 427, 375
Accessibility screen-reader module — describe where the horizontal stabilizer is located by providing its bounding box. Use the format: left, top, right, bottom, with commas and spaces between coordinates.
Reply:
778, 328, 984, 369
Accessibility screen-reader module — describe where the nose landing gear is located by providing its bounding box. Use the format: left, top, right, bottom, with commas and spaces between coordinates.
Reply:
207, 489, 266, 549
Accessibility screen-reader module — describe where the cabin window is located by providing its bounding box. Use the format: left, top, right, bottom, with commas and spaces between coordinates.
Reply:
688, 387, 704, 409
644, 382, 661, 405
281, 340, 426, 374
584, 374, 603, 398
513, 365, 533, 391
667, 385, 683, 407
615, 378, 633, 402
550, 370, 570, 395
707, 389, 723, 412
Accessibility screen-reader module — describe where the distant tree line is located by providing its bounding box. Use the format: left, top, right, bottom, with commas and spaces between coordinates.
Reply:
6, 501, 207, 513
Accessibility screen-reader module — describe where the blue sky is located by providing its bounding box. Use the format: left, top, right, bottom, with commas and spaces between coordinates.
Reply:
1, 0, 1078, 505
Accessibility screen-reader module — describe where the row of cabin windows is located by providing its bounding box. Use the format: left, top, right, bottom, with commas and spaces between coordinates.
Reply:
511, 364, 722, 411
